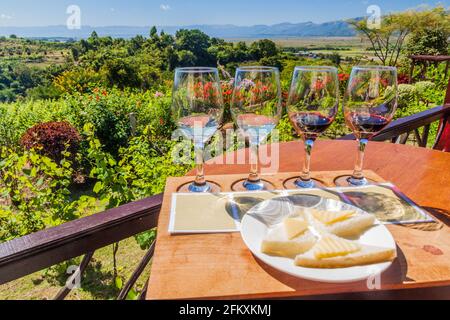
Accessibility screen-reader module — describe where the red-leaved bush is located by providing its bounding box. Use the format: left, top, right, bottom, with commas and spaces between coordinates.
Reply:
20, 121, 81, 162
398, 74, 410, 84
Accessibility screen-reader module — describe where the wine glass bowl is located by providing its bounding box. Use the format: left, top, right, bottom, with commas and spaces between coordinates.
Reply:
231, 66, 282, 191
172, 67, 224, 193
286, 66, 339, 189
343, 65, 398, 186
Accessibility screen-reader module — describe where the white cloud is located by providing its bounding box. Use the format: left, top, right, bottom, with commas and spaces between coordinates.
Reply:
160, 4, 171, 11
0, 14, 12, 20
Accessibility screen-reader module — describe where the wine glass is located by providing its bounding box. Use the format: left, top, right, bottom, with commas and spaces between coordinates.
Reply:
343, 66, 398, 186
231, 66, 282, 191
285, 66, 339, 189
172, 67, 224, 193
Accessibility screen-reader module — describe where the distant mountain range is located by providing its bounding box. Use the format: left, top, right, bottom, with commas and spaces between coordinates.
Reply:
0, 20, 357, 39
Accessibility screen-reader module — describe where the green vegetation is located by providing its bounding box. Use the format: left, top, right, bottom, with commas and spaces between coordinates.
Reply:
349, 6, 450, 66
0, 5, 449, 299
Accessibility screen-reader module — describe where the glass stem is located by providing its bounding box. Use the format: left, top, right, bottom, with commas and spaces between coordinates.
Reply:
301, 139, 314, 181
248, 142, 260, 182
194, 142, 206, 186
352, 139, 369, 180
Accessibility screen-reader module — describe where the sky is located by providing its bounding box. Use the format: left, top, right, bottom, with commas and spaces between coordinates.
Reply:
0, 0, 448, 27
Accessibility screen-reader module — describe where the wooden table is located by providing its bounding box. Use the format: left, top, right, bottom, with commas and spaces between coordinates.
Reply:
146, 140, 450, 300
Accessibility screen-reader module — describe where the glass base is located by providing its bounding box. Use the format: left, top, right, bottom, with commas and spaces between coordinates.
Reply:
294, 179, 315, 189
283, 177, 325, 190
243, 179, 265, 191
334, 175, 377, 187
347, 176, 368, 187
231, 179, 274, 192
188, 182, 211, 193
178, 181, 221, 193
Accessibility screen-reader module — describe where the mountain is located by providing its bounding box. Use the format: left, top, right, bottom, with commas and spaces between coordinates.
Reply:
0, 20, 356, 39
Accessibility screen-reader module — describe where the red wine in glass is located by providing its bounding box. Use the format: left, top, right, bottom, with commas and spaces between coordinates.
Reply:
343, 65, 398, 187
345, 112, 390, 140
289, 112, 334, 140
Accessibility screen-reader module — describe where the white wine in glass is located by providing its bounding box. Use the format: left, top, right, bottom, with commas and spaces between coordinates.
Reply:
231, 66, 282, 191
172, 67, 224, 192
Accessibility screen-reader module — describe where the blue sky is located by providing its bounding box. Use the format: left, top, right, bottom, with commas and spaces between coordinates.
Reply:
0, 0, 448, 26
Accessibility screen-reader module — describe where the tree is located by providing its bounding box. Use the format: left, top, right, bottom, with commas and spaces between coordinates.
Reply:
129, 35, 145, 52
90, 31, 99, 39
175, 29, 213, 66
406, 28, 448, 56
88, 31, 100, 48
177, 50, 196, 67
159, 32, 175, 49
349, 6, 450, 66
164, 46, 179, 71
71, 47, 80, 61
102, 58, 141, 89
150, 26, 158, 39
259, 56, 283, 71
250, 39, 279, 60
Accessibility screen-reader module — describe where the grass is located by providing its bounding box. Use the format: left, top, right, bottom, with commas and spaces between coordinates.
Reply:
0, 237, 152, 300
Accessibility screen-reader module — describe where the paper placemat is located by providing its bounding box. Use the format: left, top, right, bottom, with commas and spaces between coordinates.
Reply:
168, 183, 435, 234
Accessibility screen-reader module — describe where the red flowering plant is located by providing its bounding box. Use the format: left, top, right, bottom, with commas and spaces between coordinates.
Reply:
182, 81, 223, 114
89, 87, 109, 102
220, 79, 234, 123
221, 79, 234, 106
338, 73, 350, 96
230, 77, 282, 131
233, 79, 278, 110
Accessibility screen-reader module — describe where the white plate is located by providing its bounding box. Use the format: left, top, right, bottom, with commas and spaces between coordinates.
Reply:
240, 195, 397, 283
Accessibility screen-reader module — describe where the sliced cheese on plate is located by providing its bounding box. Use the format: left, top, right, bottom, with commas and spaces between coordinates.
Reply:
284, 216, 309, 240
261, 224, 317, 259
312, 209, 355, 225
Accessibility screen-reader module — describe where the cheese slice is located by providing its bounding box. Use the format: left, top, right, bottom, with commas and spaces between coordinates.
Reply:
326, 215, 376, 238
312, 210, 356, 225
295, 242, 396, 269
284, 217, 309, 240
313, 236, 361, 259
261, 225, 317, 258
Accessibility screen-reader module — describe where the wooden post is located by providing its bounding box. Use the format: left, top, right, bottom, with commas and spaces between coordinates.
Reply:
445, 61, 450, 84
445, 78, 450, 105
409, 58, 415, 84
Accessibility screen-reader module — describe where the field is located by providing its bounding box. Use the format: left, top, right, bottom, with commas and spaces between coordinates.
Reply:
0, 39, 70, 68
228, 36, 376, 59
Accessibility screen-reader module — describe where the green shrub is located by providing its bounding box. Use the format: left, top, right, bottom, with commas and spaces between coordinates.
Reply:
398, 84, 418, 109
0, 147, 75, 241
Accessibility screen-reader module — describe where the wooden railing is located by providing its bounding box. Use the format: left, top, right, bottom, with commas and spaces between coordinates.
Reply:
0, 193, 163, 300
0, 103, 449, 300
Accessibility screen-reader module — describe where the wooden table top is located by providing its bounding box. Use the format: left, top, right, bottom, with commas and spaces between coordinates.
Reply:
146, 140, 450, 300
